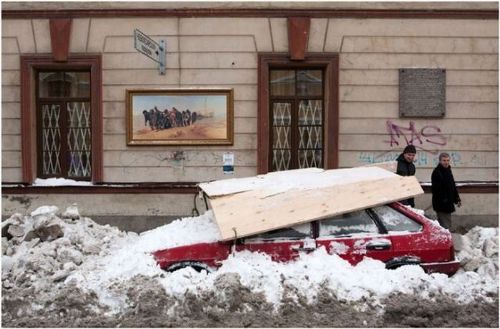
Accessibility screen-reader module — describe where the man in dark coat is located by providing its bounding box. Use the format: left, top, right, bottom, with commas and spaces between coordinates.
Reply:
396, 145, 417, 207
432, 153, 461, 230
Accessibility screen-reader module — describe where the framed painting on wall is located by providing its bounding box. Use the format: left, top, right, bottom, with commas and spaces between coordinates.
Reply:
126, 89, 234, 145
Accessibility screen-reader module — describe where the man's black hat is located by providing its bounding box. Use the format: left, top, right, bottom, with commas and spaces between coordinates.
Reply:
403, 145, 417, 154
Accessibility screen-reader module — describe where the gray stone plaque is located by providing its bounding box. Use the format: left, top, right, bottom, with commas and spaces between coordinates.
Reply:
399, 68, 446, 117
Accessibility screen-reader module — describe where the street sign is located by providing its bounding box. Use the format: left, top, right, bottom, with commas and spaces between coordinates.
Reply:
134, 29, 166, 75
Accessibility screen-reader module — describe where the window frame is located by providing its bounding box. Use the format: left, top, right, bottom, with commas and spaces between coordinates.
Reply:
36, 69, 92, 180
244, 222, 313, 242
370, 205, 424, 233
20, 54, 102, 184
317, 209, 382, 238
258, 53, 339, 174
269, 69, 325, 171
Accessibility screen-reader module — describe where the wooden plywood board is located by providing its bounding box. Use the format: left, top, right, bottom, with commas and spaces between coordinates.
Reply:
361, 161, 397, 172
199, 167, 397, 198
208, 175, 423, 241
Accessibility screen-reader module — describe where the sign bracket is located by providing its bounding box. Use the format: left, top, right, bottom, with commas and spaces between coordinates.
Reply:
134, 29, 166, 75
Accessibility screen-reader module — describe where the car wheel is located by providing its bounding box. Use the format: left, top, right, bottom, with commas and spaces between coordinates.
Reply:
385, 256, 421, 270
165, 261, 214, 273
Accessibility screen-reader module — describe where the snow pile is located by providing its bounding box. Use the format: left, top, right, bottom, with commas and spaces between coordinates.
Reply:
161, 245, 498, 309
1, 206, 126, 292
455, 226, 498, 280
2, 206, 498, 318
67, 211, 220, 311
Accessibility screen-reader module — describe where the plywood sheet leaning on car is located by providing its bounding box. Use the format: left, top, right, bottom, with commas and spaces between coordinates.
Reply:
199, 167, 424, 241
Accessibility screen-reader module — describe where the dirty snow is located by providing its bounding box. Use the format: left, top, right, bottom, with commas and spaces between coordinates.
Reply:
2, 206, 498, 322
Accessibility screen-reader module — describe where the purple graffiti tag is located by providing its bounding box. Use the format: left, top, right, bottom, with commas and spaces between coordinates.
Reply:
385, 120, 424, 147
421, 125, 447, 146
384, 120, 447, 154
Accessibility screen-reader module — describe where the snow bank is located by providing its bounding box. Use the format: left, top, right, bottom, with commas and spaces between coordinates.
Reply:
161, 245, 497, 308
2, 206, 498, 317
455, 226, 498, 280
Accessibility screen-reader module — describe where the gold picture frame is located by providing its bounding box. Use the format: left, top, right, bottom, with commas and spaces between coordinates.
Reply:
126, 88, 234, 145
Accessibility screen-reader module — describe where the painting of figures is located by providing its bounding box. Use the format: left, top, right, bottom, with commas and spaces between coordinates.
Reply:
127, 89, 234, 145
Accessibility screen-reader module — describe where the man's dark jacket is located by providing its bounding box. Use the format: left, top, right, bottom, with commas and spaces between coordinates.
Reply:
431, 164, 461, 213
396, 153, 416, 177
396, 153, 416, 207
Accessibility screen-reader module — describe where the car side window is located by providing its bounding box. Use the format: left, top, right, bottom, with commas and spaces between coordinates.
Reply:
319, 210, 379, 237
372, 206, 423, 232
249, 223, 311, 240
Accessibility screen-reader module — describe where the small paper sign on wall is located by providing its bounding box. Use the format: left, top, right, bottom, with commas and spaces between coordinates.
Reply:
223, 152, 234, 174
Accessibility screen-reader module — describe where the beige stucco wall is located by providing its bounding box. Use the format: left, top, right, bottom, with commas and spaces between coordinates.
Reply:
2, 13, 498, 219
1, 193, 204, 218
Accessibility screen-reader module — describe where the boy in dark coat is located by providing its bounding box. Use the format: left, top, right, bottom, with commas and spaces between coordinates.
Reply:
431, 153, 461, 230
396, 145, 417, 207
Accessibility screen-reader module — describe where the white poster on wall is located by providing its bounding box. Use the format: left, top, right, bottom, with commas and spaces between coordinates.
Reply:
223, 152, 234, 174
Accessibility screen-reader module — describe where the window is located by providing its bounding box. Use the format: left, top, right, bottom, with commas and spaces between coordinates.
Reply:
250, 223, 311, 240
20, 55, 102, 184
257, 54, 339, 174
372, 206, 423, 232
270, 69, 324, 171
319, 210, 379, 237
37, 71, 92, 180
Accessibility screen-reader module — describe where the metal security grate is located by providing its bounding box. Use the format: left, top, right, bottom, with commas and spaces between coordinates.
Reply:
298, 100, 323, 168
41, 104, 62, 175
67, 102, 91, 178
272, 102, 292, 171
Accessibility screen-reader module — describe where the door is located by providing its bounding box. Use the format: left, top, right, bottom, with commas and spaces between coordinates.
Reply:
371, 205, 446, 263
315, 210, 395, 265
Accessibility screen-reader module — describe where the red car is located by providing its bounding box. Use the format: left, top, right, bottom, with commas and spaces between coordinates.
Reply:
153, 202, 460, 275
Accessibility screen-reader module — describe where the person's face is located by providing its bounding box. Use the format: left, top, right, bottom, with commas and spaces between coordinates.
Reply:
404, 152, 416, 163
440, 156, 451, 168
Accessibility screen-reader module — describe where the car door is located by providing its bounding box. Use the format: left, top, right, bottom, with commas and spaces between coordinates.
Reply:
315, 209, 395, 265
236, 222, 315, 262
371, 205, 444, 263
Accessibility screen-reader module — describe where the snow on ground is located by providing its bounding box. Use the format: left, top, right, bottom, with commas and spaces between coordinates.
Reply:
2, 205, 498, 318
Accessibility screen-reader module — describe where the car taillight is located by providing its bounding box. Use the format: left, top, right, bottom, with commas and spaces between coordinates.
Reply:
449, 245, 455, 261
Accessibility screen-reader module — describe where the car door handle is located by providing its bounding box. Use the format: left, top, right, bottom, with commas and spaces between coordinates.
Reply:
366, 241, 392, 251
291, 246, 316, 252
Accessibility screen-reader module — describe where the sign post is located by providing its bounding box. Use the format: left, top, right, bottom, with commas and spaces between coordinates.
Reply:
134, 29, 166, 75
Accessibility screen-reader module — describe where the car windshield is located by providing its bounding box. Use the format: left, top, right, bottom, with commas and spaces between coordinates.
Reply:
319, 210, 379, 237
372, 206, 423, 232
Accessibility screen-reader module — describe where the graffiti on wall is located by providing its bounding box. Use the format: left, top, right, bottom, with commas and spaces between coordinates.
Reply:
384, 120, 447, 154
357, 119, 463, 167
358, 151, 462, 167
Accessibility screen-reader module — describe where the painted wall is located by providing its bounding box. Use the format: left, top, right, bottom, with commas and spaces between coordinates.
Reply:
2, 15, 498, 219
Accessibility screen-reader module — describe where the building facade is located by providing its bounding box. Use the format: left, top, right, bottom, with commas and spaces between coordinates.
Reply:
2, 2, 498, 231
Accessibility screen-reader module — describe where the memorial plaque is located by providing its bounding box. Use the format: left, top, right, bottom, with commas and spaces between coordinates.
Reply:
399, 68, 446, 117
